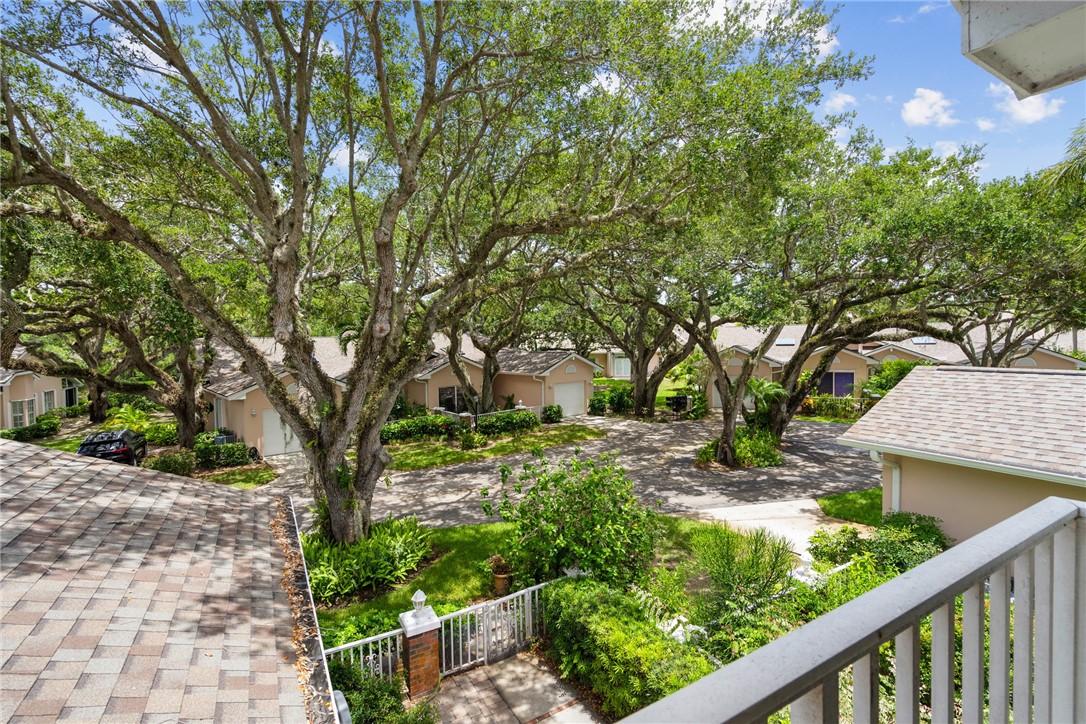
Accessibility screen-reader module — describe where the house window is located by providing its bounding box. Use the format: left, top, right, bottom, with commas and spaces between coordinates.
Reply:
212, 398, 225, 429
882, 354, 899, 362
438, 386, 468, 413
10, 398, 36, 428
1013, 357, 1037, 368
612, 356, 631, 378
564, 364, 578, 374
62, 378, 80, 407
817, 372, 855, 397
43, 390, 56, 413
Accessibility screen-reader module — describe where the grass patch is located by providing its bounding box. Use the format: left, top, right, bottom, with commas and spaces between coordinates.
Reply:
817, 487, 883, 526
200, 463, 278, 490
317, 522, 514, 631
386, 424, 605, 471
653, 377, 685, 409
34, 435, 86, 453
795, 414, 858, 425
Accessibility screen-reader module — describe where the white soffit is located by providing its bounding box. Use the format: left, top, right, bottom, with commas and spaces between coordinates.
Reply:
954, 0, 1086, 98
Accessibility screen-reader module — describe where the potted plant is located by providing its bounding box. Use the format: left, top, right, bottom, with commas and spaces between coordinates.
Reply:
487, 555, 512, 596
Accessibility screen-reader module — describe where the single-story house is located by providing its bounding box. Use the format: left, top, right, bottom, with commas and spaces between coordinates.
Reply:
864, 327, 1086, 371
203, 335, 600, 456
838, 366, 1086, 542
0, 347, 83, 429
403, 341, 600, 416
0, 439, 332, 721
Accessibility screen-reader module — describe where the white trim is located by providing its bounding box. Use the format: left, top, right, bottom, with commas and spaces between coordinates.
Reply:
540, 352, 603, 376
865, 342, 944, 363
1028, 346, 1086, 369
415, 356, 484, 380
838, 438, 1086, 489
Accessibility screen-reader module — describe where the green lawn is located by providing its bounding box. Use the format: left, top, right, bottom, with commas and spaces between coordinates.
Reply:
34, 434, 87, 453
200, 463, 278, 490
386, 424, 605, 471
796, 414, 859, 425
317, 522, 514, 639
816, 487, 883, 526
653, 377, 685, 409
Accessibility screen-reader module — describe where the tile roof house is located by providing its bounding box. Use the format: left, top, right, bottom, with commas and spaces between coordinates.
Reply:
838, 366, 1086, 541
0, 440, 334, 722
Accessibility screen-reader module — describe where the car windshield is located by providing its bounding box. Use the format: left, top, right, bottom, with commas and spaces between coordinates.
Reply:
82, 432, 124, 444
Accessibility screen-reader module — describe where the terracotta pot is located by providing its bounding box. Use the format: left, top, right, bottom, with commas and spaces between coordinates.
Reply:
492, 573, 511, 596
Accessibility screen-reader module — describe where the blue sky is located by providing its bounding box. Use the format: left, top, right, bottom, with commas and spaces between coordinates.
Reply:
819, 0, 1085, 181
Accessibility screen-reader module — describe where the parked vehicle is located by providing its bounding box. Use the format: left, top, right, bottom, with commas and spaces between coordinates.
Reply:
77, 430, 147, 465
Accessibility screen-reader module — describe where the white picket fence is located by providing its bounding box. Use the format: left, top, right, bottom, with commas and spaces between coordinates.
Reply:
323, 580, 553, 682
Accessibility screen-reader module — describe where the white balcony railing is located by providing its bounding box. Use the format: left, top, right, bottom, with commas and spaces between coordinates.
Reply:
624, 496, 1085, 723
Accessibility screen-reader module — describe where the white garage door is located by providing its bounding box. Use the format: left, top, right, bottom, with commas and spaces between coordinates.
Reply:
263, 409, 302, 456
553, 382, 585, 416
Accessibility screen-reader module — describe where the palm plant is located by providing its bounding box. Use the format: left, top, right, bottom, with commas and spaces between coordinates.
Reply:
743, 377, 788, 430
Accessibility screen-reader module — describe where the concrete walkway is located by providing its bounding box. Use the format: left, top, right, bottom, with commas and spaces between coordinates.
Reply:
701, 498, 871, 561
265, 416, 880, 530
433, 653, 600, 724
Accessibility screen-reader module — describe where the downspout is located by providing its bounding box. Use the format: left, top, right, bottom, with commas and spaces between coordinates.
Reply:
533, 375, 546, 408
870, 450, 901, 512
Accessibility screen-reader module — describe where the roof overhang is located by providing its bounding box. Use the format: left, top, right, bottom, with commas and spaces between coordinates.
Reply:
865, 342, 944, 363
539, 352, 604, 376
953, 0, 1086, 98
839, 436, 1086, 489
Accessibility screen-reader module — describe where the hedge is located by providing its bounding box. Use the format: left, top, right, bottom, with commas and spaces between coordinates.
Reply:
194, 430, 250, 468
55, 402, 90, 418
543, 578, 714, 718
588, 392, 608, 415
380, 415, 457, 444
0, 414, 62, 442
541, 404, 563, 424
475, 409, 540, 437
143, 422, 179, 446
142, 450, 197, 477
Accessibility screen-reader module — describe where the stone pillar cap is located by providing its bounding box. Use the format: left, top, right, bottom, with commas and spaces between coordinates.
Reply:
399, 606, 439, 637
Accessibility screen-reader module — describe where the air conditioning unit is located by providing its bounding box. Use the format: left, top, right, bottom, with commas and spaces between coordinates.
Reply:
215, 434, 237, 445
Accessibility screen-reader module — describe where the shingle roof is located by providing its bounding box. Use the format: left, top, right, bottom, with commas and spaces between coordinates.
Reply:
0, 345, 29, 386
0, 440, 334, 722
205, 337, 354, 397
839, 367, 1086, 482
714, 324, 818, 365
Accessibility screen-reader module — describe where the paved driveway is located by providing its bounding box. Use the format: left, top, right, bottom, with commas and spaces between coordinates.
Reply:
264, 416, 880, 529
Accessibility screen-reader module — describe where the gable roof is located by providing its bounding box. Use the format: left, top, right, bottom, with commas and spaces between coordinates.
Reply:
205, 337, 354, 398
0, 345, 31, 386
715, 324, 812, 366
839, 367, 1086, 485
0, 439, 334, 721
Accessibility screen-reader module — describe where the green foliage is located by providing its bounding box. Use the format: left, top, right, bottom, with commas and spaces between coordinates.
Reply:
482, 452, 658, 587
807, 526, 865, 567
816, 487, 883, 526
475, 410, 540, 437
862, 360, 933, 397
733, 426, 784, 467
684, 389, 709, 420
458, 430, 487, 450
743, 377, 788, 429
690, 523, 795, 631
193, 431, 250, 468
302, 517, 434, 605
807, 511, 951, 573
142, 450, 197, 477
102, 404, 152, 433
588, 392, 608, 415
0, 414, 62, 441
788, 555, 894, 623
607, 382, 633, 414
388, 394, 430, 421
107, 392, 160, 412
326, 663, 438, 724
143, 422, 179, 446
799, 394, 860, 419
666, 350, 710, 391
541, 404, 563, 424
55, 401, 90, 418
695, 438, 719, 464
380, 415, 457, 444
543, 578, 714, 718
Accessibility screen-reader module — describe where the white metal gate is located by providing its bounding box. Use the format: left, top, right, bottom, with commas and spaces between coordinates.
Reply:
438, 582, 548, 675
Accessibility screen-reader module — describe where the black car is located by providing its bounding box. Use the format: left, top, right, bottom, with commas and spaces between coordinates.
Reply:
77, 430, 147, 465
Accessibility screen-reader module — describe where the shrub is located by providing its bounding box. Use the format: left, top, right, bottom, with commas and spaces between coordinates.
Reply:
194, 431, 250, 468
481, 452, 658, 587
475, 410, 540, 437
808, 526, 865, 567
541, 404, 563, 424
544, 578, 714, 718
806, 512, 950, 573
684, 389, 709, 419
734, 426, 783, 467
380, 415, 455, 444
143, 422, 179, 446
327, 662, 438, 724
302, 516, 433, 605
863, 359, 933, 398
0, 414, 62, 441
608, 383, 632, 414
588, 392, 608, 415
106, 392, 160, 412
55, 401, 90, 418
459, 430, 487, 450
102, 404, 153, 433
142, 450, 197, 477
695, 438, 718, 464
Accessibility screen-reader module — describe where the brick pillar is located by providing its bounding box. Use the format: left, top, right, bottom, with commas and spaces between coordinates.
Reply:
399, 591, 440, 698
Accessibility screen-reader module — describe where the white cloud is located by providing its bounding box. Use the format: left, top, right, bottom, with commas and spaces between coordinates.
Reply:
987, 82, 1064, 124
975, 117, 996, 132
889, 14, 906, 24
111, 24, 173, 75
918, 3, 942, 14
815, 25, 840, 59
321, 39, 342, 57
825, 92, 856, 113
901, 88, 960, 127
933, 140, 960, 157
885, 95, 894, 104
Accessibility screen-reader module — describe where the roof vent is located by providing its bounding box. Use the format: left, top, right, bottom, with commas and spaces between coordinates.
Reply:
911, 336, 936, 345
776, 338, 796, 346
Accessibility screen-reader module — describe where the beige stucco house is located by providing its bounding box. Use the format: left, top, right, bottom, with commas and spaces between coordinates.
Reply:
203, 336, 599, 456
839, 366, 1086, 543
0, 348, 83, 429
